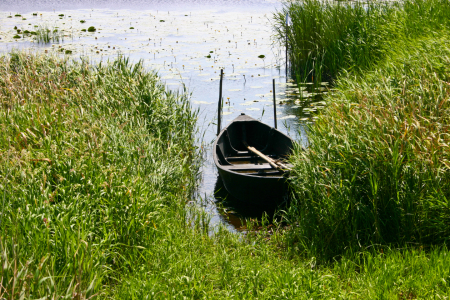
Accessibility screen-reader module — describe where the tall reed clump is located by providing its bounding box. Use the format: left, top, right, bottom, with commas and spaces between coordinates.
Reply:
35, 24, 64, 43
286, 35, 450, 260
274, 0, 450, 83
0, 52, 198, 299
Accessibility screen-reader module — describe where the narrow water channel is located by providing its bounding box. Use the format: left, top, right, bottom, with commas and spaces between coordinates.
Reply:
0, 0, 326, 232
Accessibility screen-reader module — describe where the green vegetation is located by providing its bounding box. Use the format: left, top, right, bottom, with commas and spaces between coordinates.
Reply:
274, 0, 450, 83
80, 20, 86, 23
1, 45, 450, 300
2, 0, 450, 296
0, 53, 198, 298
34, 25, 63, 43
12, 35, 20, 39
287, 34, 450, 259
281, 0, 450, 261
87, 26, 96, 32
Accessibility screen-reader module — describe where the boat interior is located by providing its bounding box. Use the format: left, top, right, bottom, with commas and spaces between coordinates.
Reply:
215, 119, 292, 177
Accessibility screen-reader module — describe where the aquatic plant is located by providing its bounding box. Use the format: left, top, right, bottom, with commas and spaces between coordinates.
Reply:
34, 24, 63, 43
0, 52, 199, 298
0, 50, 449, 300
80, 20, 86, 23
274, 0, 450, 83
287, 34, 450, 259
87, 26, 96, 32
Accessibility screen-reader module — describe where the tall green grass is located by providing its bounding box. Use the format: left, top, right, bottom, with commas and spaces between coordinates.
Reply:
34, 24, 64, 43
1, 51, 450, 299
274, 0, 450, 83
286, 34, 450, 259
0, 52, 198, 298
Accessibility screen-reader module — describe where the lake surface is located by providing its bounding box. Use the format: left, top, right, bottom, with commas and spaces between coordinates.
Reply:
0, 0, 325, 232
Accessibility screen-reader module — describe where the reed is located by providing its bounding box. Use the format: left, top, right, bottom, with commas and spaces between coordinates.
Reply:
274, 0, 450, 83
0, 52, 199, 298
286, 33, 450, 259
34, 24, 64, 43
2, 52, 450, 298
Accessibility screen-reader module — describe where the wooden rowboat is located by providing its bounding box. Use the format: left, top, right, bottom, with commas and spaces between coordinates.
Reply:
213, 113, 293, 205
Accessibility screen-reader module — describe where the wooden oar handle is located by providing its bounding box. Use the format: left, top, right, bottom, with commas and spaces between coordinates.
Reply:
247, 146, 291, 172
247, 146, 279, 169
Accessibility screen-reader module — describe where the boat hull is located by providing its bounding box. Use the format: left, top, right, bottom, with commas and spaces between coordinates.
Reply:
217, 167, 289, 206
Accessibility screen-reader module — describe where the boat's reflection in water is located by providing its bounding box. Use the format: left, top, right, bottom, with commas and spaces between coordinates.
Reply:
213, 175, 288, 231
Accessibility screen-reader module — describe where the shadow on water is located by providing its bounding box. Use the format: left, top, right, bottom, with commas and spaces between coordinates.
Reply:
213, 174, 288, 231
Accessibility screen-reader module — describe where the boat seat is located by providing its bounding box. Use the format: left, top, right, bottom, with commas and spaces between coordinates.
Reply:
240, 171, 283, 176
227, 155, 277, 162
221, 163, 274, 171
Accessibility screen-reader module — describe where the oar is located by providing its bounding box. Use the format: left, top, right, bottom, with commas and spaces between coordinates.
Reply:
246, 146, 291, 172
242, 124, 291, 172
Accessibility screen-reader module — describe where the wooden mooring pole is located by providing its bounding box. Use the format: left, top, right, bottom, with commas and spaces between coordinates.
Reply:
217, 69, 224, 136
273, 79, 277, 129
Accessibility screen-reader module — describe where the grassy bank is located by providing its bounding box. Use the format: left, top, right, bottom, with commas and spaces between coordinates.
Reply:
1, 50, 450, 298
283, 1, 450, 260
0, 52, 199, 298
274, 0, 450, 83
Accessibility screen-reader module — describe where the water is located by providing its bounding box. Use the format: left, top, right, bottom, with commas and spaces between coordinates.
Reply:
0, 0, 325, 232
